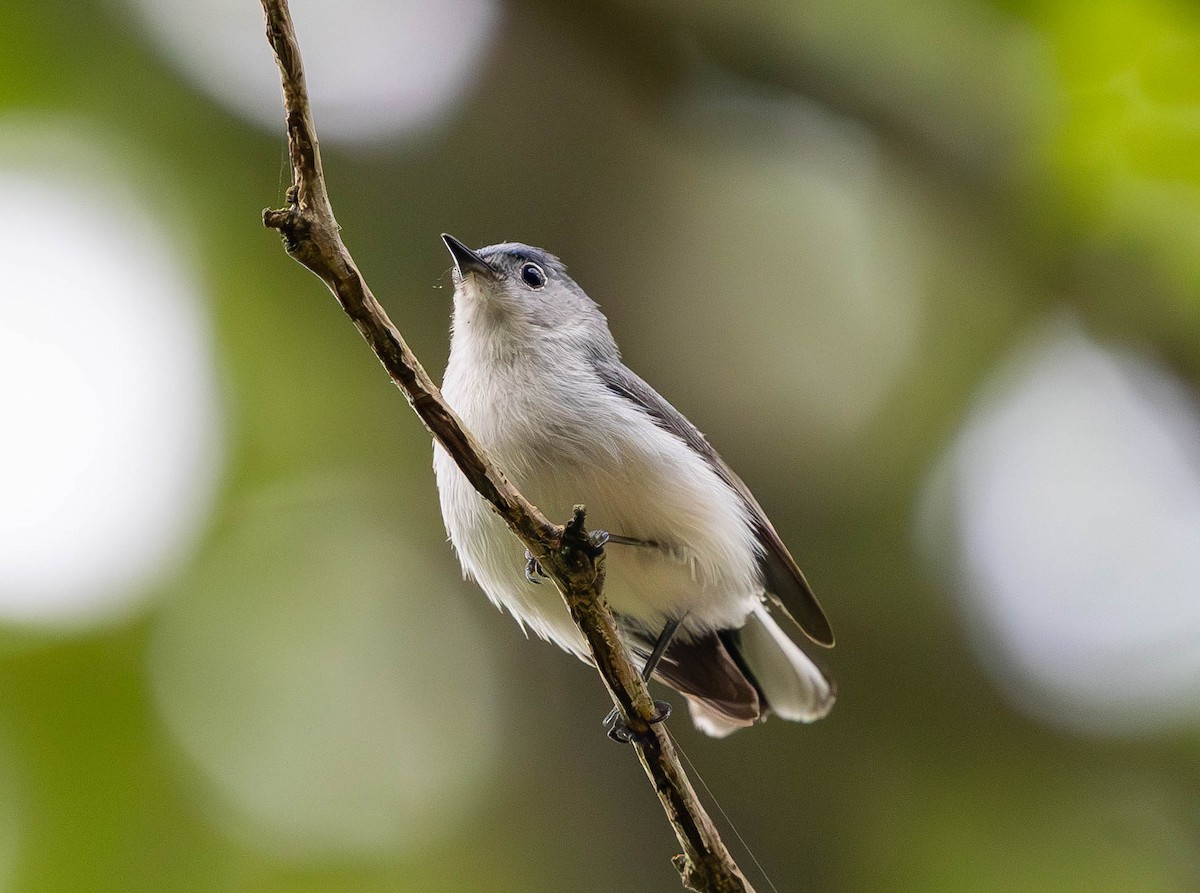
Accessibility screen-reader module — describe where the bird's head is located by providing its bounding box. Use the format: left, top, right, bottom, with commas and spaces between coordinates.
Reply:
441, 234, 613, 354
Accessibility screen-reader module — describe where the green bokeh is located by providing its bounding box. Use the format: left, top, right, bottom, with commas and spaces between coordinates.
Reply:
1, 0, 1199, 890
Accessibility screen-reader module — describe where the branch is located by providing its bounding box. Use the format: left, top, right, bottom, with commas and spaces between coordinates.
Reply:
256, 1, 753, 890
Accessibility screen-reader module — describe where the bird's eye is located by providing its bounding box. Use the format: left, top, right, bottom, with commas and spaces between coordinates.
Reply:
520, 263, 546, 289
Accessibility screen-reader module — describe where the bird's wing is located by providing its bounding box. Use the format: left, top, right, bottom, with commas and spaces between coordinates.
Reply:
594, 359, 835, 648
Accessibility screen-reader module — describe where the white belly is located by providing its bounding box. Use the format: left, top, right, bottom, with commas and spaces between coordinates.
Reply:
433, 359, 762, 658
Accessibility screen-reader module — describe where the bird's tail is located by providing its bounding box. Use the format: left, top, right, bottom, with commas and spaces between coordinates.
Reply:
685, 605, 836, 737
738, 604, 835, 720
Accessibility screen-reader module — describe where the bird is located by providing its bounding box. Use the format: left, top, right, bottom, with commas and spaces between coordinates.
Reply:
433, 234, 835, 738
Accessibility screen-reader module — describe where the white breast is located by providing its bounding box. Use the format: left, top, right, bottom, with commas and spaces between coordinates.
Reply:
433, 335, 762, 658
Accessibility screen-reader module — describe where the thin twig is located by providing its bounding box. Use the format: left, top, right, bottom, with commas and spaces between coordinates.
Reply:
256, 1, 753, 890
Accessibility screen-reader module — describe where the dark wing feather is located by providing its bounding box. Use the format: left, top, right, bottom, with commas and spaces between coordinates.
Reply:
595, 359, 835, 648
652, 632, 761, 724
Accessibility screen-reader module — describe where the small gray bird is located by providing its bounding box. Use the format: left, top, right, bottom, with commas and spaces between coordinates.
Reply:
434, 235, 835, 737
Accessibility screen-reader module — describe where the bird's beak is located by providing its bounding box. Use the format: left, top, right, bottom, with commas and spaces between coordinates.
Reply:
441, 234, 492, 278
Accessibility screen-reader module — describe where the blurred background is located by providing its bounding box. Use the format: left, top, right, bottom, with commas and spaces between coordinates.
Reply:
2, 0, 1200, 889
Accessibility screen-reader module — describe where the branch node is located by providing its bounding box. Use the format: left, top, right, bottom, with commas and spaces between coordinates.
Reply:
565, 504, 588, 537
262, 205, 309, 254
557, 505, 607, 591
562, 504, 608, 560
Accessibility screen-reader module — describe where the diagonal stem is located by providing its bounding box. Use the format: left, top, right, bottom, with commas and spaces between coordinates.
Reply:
256, 2, 753, 890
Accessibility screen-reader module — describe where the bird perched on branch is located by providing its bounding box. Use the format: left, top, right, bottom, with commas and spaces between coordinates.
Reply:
434, 235, 835, 738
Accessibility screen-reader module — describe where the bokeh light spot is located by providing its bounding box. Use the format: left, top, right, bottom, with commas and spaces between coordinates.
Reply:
122, 0, 502, 145
148, 481, 501, 860
919, 318, 1200, 734
0, 125, 222, 629
655, 86, 923, 444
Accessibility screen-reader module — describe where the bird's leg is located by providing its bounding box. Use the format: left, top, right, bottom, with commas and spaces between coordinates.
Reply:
641, 616, 683, 680
604, 532, 661, 550
605, 616, 682, 743
526, 521, 678, 739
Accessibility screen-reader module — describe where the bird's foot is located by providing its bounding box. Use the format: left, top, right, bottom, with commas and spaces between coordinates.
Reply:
604, 700, 673, 744
524, 550, 549, 584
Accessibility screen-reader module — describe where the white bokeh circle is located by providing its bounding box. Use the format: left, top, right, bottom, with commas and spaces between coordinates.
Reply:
148, 482, 501, 860
652, 87, 922, 443
920, 318, 1200, 734
0, 122, 223, 629
122, 0, 502, 144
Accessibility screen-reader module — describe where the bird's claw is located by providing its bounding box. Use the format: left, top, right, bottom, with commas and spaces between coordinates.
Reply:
587, 529, 610, 554
524, 550, 549, 584
605, 699, 673, 744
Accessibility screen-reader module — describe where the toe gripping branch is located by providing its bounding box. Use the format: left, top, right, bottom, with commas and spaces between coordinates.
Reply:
604, 615, 682, 744
524, 550, 549, 584
606, 699, 673, 744
536, 506, 675, 744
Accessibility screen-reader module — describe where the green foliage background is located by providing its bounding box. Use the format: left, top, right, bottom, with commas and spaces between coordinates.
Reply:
1, 0, 1199, 890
